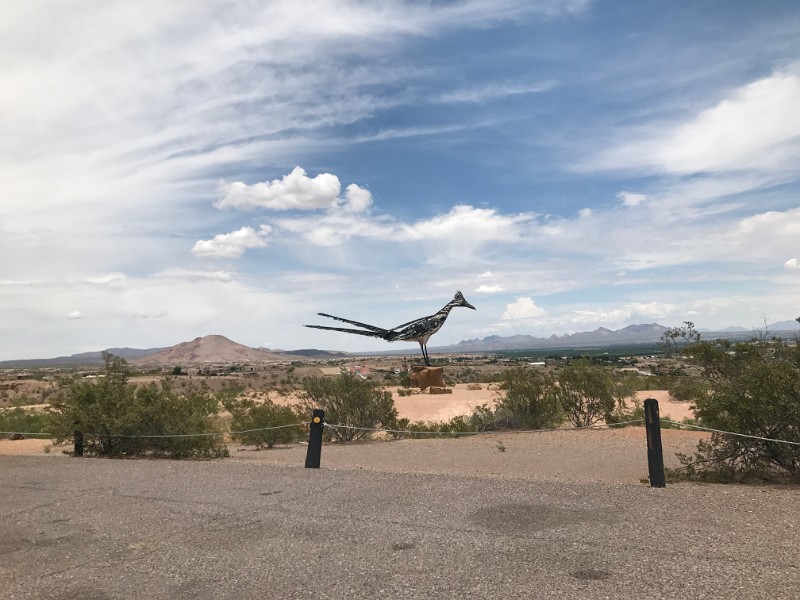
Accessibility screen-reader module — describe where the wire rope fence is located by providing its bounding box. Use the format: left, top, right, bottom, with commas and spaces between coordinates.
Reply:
3, 399, 799, 486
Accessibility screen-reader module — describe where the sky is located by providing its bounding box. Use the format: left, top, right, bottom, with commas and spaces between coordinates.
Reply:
2, 0, 800, 360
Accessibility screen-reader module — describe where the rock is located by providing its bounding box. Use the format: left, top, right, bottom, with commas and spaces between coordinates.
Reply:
429, 387, 452, 395
409, 366, 445, 390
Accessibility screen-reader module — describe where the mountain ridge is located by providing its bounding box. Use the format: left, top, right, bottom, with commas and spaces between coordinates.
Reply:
2, 320, 798, 367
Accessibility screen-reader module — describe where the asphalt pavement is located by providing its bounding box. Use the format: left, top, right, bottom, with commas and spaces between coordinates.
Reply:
2, 455, 798, 599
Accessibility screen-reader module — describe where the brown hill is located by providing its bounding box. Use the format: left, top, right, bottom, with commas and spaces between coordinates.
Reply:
133, 335, 293, 365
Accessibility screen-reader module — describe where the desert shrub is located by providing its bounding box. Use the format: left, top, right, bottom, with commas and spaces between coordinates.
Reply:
405, 415, 476, 438
491, 368, 563, 430
552, 361, 616, 427
225, 397, 303, 448
392, 415, 477, 439
298, 375, 397, 441
667, 377, 709, 402
605, 373, 644, 425
0, 405, 51, 438
48, 353, 227, 458
671, 339, 800, 482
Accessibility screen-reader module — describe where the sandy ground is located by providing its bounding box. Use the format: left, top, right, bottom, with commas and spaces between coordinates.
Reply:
271, 385, 695, 423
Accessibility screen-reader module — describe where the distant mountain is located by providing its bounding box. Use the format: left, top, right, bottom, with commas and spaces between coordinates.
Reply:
435, 323, 670, 352
768, 319, 800, 331
280, 348, 351, 358
0, 346, 166, 369
0, 337, 353, 369
133, 335, 293, 365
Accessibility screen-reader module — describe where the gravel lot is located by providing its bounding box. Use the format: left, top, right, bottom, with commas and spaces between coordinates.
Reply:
2, 431, 799, 599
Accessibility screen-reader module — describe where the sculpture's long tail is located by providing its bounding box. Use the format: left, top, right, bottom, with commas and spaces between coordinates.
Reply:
304, 324, 391, 340
315, 312, 389, 334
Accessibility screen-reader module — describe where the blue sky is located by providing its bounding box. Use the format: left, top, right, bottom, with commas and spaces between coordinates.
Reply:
2, 0, 800, 359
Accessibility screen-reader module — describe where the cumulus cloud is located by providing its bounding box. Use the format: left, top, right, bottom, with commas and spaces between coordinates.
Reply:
618, 191, 647, 207
216, 167, 341, 211
502, 297, 546, 320
578, 208, 592, 218
192, 226, 271, 259
785, 258, 800, 270
67, 311, 84, 320
342, 184, 373, 212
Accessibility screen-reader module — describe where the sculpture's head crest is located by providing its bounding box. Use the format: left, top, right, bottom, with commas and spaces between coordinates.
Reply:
454, 291, 476, 310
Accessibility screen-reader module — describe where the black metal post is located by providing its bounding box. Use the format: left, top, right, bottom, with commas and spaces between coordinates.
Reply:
304, 409, 325, 468
74, 429, 84, 457
644, 398, 666, 488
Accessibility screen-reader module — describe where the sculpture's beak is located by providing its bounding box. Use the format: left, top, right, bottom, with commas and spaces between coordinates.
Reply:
463, 300, 476, 310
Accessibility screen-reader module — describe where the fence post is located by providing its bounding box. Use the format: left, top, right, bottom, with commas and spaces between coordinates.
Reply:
73, 427, 84, 457
644, 398, 666, 488
304, 409, 325, 469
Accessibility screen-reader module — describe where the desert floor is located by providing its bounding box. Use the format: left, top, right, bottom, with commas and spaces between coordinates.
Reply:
0, 387, 703, 485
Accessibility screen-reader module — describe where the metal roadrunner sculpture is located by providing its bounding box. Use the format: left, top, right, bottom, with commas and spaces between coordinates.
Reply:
305, 291, 476, 366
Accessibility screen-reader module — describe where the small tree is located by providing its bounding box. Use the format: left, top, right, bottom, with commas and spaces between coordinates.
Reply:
298, 375, 397, 441
675, 339, 800, 481
225, 397, 303, 448
491, 368, 563, 429
552, 361, 616, 427
660, 321, 701, 356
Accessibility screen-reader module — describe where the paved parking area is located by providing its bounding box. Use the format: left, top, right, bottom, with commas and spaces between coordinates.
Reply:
2, 454, 798, 599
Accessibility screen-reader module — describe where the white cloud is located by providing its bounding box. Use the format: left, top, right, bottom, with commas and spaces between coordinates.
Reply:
401, 205, 533, 242
216, 167, 341, 211
785, 258, 800, 270
272, 203, 534, 250
569, 302, 678, 326
578, 208, 592, 218
192, 226, 270, 259
475, 285, 504, 294
618, 191, 647, 207
342, 184, 373, 213
67, 311, 84, 320
436, 80, 556, 104
595, 65, 800, 176
502, 297, 546, 320
132, 311, 168, 319
153, 268, 234, 282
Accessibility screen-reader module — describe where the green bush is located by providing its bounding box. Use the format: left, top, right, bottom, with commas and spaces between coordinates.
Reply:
488, 369, 563, 430
225, 397, 303, 448
671, 339, 800, 482
0, 406, 51, 437
298, 375, 397, 441
394, 415, 478, 438
552, 361, 616, 427
48, 353, 227, 458
668, 377, 709, 402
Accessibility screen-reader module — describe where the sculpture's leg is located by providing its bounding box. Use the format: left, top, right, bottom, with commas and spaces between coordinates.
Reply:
419, 342, 429, 366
